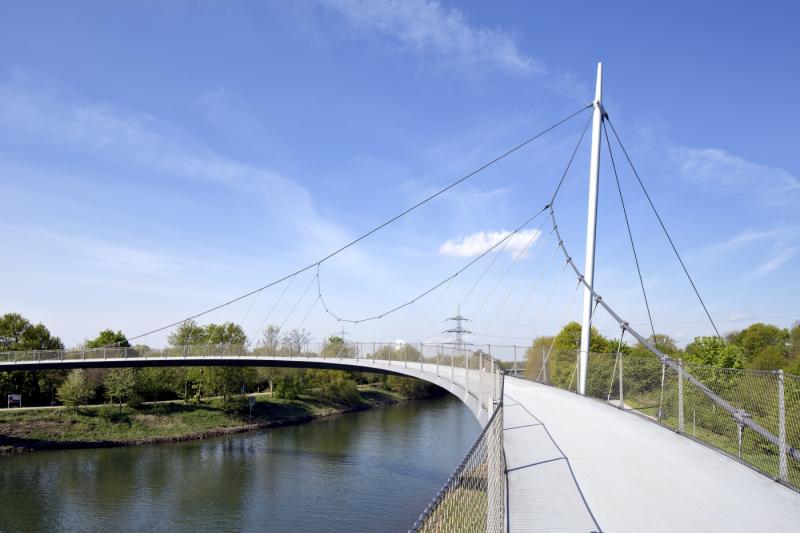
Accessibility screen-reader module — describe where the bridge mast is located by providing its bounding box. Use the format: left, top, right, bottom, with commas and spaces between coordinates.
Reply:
578, 62, 604, 395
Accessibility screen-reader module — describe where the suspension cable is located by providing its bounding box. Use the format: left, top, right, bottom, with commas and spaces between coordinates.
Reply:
605, 117, 721, 338
479, 227, 553, 336
115, 105, 591, 346
500, 238, 560, 341
316, 206, 550, 324
279, 272, 318, 332
250, 273, 297, 344
602, 121, 658, 348
468, 217, 549, 323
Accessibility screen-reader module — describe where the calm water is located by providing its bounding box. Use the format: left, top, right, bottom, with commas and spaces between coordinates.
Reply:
0, 395, 478, 533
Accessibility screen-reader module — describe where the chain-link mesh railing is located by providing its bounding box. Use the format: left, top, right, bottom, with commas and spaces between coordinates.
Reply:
410, 356, 505, 533
523, 347, 800, 491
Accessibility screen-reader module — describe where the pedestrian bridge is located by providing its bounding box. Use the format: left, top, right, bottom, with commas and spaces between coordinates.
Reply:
3, 344, 800, 532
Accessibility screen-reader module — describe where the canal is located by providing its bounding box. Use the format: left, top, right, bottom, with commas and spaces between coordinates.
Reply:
0, 394, 478, 532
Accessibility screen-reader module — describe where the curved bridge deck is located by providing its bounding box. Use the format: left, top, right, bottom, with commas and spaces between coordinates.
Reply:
503, 376, 800, 532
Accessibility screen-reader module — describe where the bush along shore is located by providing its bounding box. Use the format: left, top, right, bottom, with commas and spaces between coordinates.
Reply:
0, 382, 443, 454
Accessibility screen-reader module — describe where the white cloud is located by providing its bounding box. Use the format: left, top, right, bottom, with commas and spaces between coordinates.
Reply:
439, 228, 540, 257
321, 0, 540, 75
670, 146, 800, 208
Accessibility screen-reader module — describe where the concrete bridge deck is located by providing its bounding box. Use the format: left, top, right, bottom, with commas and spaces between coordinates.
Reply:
503, 376, 800, 532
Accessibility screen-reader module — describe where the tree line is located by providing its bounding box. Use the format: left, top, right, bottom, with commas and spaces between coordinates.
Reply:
0, 313, 437, 409
524, 320, 800, 383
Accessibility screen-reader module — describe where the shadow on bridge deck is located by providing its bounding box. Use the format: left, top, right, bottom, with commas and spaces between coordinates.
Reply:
503, 376, 800, 533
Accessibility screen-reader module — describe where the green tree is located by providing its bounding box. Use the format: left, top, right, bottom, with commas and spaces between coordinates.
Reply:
201, 367, 256, 410
138, 367, 175, 406
685, 336, 743, 368
57, 370, 94, 413
524, 336, 555, 381
205, 322, 248, 345
385, 375, 440, 398
256, 367, 281, 396
168, 320, 208, 347
274, 370, 305, 400
525, 322, 616, 387
104, 368, 139, 412
552, 322, 616, 353
85, 329, 130, 349
0, 313, 64, 406
790, 322, 800, 359
629, 334, 681, 358
727, 323, 790, 365
748, 345, 788, 370
0, 313, 64, 351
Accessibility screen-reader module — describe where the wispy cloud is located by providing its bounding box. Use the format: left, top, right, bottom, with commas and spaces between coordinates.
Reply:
670, 146, 800, 208
2, 223, 245, 277
321, 0, 540, 75
703, 228, 786, 256
439, 228, 540, 257
750, 246, 799, 278
0, 78, 349, 254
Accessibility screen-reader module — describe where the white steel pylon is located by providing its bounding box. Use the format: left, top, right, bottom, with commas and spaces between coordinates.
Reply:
578, 62, 604, 396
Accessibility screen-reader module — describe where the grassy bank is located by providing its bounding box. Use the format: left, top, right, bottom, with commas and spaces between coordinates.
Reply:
0, 386, 413, 453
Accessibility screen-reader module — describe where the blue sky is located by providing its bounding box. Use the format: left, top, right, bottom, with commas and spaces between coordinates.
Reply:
2, 0, 798, 353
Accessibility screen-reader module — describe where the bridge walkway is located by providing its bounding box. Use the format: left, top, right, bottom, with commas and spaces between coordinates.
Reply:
503, 376, 800, 532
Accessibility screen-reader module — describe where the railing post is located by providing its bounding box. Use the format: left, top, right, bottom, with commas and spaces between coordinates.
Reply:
542, 346, 546, 384
420, 343, 424, 371
513, 345, 517, 376
491, 351, 497, 408
486, 345, 492, 413
404, 345, 407, 368
678, 359, 685, 433
778, 369, 788, 483
436, 345, 440, 377
479, 351, 484, 412
658, 359, 666, 422
450, 345, 454, 382
372, 342, 376, 364
619, 351, 624, 409
465, 349, 470, 396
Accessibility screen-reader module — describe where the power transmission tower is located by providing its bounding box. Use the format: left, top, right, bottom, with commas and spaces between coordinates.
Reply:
443, 307, 471, 351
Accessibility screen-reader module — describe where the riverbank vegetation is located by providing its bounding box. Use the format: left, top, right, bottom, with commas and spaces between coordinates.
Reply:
0, 313, 445, 451
0, 384, 435, 452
